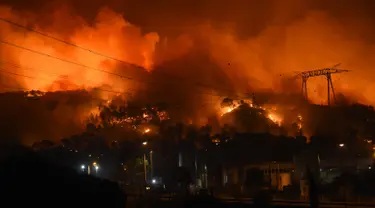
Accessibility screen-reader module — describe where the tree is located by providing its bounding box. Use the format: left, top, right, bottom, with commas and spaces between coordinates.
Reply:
124, 157, 145, 185
307, 166, 319, 208
177, 166, 192, 195
221, 98, 234, 108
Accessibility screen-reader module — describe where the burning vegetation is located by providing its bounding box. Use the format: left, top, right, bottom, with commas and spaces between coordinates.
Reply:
1, 1, 375, 145
219, 97, 302, 136
87, 97, 170, 132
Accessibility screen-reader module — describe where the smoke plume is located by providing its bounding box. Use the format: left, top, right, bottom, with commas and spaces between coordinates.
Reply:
1, 0, 375, 143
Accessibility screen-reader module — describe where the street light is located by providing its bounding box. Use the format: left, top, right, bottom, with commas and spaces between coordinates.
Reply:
91, 162, 99, 175
81, 165, 85, 170
339, 143, 345, 148
142, 141, 147, 146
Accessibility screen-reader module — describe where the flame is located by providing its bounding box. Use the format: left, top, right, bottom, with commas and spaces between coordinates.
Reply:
2, 2, 375, 145
267, 112, 283, 126
220, 106, 239, 116
1, 3, 375, 106
297, 114, 303, 130
144, 128, 151, 133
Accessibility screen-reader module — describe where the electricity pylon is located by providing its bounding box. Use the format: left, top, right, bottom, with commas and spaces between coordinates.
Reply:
296, 64, 349, 106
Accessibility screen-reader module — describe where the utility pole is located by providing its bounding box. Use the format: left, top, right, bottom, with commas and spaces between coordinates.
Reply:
143, 153, 147, 184
268, 163, 272, 188
297, 64, 349, 106
150, 150, 153, 180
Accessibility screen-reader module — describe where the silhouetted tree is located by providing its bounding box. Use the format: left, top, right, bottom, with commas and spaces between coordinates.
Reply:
307, 166, 319, 208
220, 98, 234, 108
177, 166, 192, 195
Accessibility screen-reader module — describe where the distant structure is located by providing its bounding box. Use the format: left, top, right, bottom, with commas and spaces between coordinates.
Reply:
297, 63, 349, 106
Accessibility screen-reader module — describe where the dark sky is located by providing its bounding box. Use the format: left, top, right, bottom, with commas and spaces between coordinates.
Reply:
2, 0, 375, 37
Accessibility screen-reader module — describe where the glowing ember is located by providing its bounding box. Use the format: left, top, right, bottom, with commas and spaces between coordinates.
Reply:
144, 128, 151, 133
25, 90, 45, 98
267, 113, 282, 126
221, 106, 238, 116
212, 138, 220, 144
297, 114, 303, 130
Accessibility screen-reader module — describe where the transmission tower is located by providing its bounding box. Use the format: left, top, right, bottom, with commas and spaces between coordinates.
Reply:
297, 64, 349, 106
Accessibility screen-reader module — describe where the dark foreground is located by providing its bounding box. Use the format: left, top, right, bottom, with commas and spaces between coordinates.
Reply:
128, 194, 375, 208
0, 145, 125, 208
0, 145, 371, 208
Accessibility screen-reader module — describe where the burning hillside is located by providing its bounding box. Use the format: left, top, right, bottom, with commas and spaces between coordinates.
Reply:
218, 97, 302, 135
1, 1, 375, 104
1, 1, 375, 144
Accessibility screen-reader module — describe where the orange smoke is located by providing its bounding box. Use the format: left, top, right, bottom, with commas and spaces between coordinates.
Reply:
0, 5, 159, 94
1, 0, 375, 145
1, 1, 375, 109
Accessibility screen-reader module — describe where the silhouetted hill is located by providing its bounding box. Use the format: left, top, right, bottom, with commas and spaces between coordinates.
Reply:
0, 147, 126, 208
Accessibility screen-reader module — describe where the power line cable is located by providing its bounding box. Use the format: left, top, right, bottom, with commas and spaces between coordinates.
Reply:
0, 60, 145, 95
0, 59, 241, 99
0, 61, 249, 107
0, 70, 216, 109
0, 39, 246, 100
0, 17, 240, 94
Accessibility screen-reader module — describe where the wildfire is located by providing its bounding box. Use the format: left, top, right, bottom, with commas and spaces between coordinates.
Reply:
219, 99, 284, 126
24, 90, 45, 99
0, 5, 159, 93
297, 114, 303, 130
267, 112, 283, 126
86, 98, 170, 132
144, 128, 151, 133
221, 106, 239, 116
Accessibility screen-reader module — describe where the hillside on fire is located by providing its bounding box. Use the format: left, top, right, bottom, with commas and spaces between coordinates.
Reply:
1, 0, 375, 147
0, 88, 374, 149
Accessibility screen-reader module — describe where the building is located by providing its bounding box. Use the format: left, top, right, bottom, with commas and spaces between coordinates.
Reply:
223, 161, 295, 191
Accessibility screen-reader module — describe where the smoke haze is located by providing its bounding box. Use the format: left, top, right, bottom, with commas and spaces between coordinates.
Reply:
0, 0, 375, 143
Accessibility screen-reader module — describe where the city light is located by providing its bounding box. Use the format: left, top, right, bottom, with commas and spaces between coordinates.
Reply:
144, 128, 151, 133
95, 166, 99, 171
338, 143, 345, 148
81, 165, 85, 170
152, 179, 156, 184
142, 141, 148, 146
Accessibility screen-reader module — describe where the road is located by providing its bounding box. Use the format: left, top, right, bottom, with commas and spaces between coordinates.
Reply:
223, 198, 375, 208
127, 194, 375, 208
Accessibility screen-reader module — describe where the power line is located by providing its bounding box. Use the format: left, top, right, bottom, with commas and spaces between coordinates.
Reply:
0, 69, 219, 109
0, 60, 248, 101
0, 60, 133, 95
0, 39, 134, 80
0, 17, 141, 69
0, 82, 113, 104
0, 39, 246, 100
0, 66, 132, 96
0, 17, 237, 94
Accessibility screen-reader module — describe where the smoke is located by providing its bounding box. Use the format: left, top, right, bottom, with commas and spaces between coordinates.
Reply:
1, 0, 375, 143
1, 0, 375, 102
0, 90, 99, 145
0, 4, 160, 94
